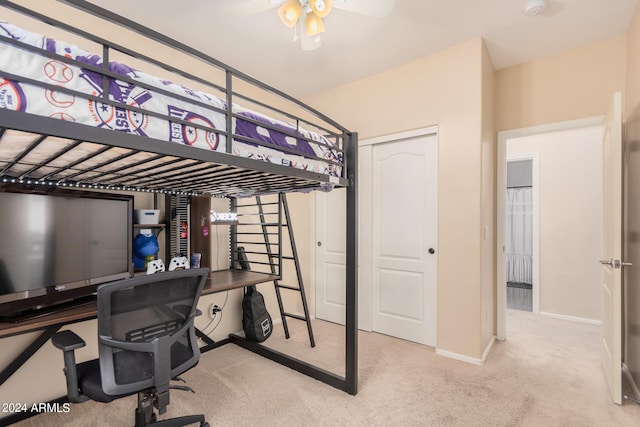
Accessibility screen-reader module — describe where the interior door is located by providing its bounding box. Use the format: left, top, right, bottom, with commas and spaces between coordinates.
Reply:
371, 135, 438, 346
315, 188, 346, 325
600, 91, 624, 404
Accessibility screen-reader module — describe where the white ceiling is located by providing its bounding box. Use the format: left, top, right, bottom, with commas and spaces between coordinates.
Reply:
87, 0, 638, 99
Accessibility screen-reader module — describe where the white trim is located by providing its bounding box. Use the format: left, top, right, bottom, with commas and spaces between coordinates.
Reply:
498, 116, 604, 141
481, 336, 496, 364
359, 125, 438, 147
506, 153, 540, 314
497, 129, 507, 340
623, 362, 640, 400
539, 311, 601, 325
496, 115, 604, 340
358, 145, 373, 332
436, 336, 495, 366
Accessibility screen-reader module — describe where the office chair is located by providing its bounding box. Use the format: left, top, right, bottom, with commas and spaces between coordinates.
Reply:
52, 268, 210, 427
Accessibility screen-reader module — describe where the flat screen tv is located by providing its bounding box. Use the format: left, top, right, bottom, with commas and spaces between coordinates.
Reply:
0, 188, 133, 320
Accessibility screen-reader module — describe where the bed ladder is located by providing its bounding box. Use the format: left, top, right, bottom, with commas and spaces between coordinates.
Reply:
255, 194, 316, 348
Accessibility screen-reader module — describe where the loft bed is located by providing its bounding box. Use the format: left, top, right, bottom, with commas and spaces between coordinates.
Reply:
0, 0, 358, 404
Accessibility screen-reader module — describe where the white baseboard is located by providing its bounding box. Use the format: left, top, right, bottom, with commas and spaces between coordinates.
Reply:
481, 336, 496, 364
436, 337, 495, 366
539, 311, 601, 325
623, 363, 640, 399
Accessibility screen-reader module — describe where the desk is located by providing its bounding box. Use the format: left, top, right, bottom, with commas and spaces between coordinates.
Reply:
0, 269, 278, 339
0, 269, 279, 388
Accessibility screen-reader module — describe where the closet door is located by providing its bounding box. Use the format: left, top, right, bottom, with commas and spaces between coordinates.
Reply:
371, 134, 438, 347
315, 189, 347, 325
315, 129, 438, 346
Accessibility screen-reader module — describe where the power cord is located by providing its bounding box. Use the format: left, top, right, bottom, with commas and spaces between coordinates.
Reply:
199, 291, 228, 335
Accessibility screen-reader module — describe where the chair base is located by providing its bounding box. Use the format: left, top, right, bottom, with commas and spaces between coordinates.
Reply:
135, 392, 207, 427
144, 414, 207, 427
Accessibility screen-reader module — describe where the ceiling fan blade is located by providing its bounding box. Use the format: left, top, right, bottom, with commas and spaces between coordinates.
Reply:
228, 0, 284, 16
332, 0, 395, 17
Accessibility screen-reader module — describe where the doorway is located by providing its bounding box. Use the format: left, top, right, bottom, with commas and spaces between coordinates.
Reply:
506, 156, 537, 313
497, 117, 604, 340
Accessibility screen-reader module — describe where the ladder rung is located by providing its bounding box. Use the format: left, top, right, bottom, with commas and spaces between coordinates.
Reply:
275, 284, 300, 291
283, 312, 307, 321
235, 202, 279, 208
234, 232, 279, 236
235, 249, 271, 256
237, 241, 278, 246
237, 212, 278, 217
267, 254, 294, 260
235, 260, 278, 267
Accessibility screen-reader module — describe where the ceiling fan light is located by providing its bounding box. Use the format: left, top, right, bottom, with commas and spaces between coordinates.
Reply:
278, 0, 303, 28
305, 13, 325, 36
310, 0, 333, 18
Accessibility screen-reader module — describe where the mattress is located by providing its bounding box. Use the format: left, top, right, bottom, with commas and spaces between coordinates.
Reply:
0, 21, 343, 179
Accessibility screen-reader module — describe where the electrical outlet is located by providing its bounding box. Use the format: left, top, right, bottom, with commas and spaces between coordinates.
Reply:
209, 303, 222, 319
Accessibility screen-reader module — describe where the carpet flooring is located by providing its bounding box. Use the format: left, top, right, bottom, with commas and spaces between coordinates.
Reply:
12, 309, 640, 426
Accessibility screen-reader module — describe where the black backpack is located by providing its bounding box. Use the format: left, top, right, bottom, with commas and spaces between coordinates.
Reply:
242, 285, 273, 342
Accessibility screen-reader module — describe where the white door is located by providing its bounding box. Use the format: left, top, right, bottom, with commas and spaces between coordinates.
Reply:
315, 129, 438, 345
315, 188, 346, 324
370, 135, 438, 346
600, 91, 624, 404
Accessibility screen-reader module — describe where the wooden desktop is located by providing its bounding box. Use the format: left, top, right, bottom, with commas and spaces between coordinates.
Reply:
0, 269, 278, 339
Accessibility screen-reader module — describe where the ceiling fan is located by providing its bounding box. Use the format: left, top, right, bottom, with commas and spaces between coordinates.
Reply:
235, 0, 395, 51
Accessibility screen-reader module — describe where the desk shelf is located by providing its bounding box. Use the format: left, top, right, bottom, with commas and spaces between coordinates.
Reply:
0, 269, 278, 339
133, 224, 166, 230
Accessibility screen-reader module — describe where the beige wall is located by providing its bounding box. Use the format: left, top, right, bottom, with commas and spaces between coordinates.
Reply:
624, 1, 640, 390
305, 38, 489, 359
507, 126, 603, 321
496, 35, 627, 132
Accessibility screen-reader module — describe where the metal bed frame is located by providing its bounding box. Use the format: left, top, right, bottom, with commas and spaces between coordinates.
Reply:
0, 0, 358, 399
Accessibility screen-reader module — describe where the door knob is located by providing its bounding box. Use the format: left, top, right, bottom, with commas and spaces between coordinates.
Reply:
599, 259, 633, 268
428, 248, 435, 254
317, 241, 322, 247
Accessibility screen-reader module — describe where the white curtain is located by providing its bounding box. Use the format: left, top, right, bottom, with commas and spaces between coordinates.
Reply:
506, 187, 533, 284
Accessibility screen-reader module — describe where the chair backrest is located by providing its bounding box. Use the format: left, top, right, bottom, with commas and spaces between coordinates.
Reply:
95, 268, 208, 397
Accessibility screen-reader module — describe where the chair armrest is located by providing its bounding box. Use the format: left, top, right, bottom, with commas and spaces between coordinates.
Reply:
51, 330, 88, 403
52, 330, 86, 351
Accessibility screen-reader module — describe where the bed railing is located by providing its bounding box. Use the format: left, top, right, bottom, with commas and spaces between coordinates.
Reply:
0, 0, 355, 195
